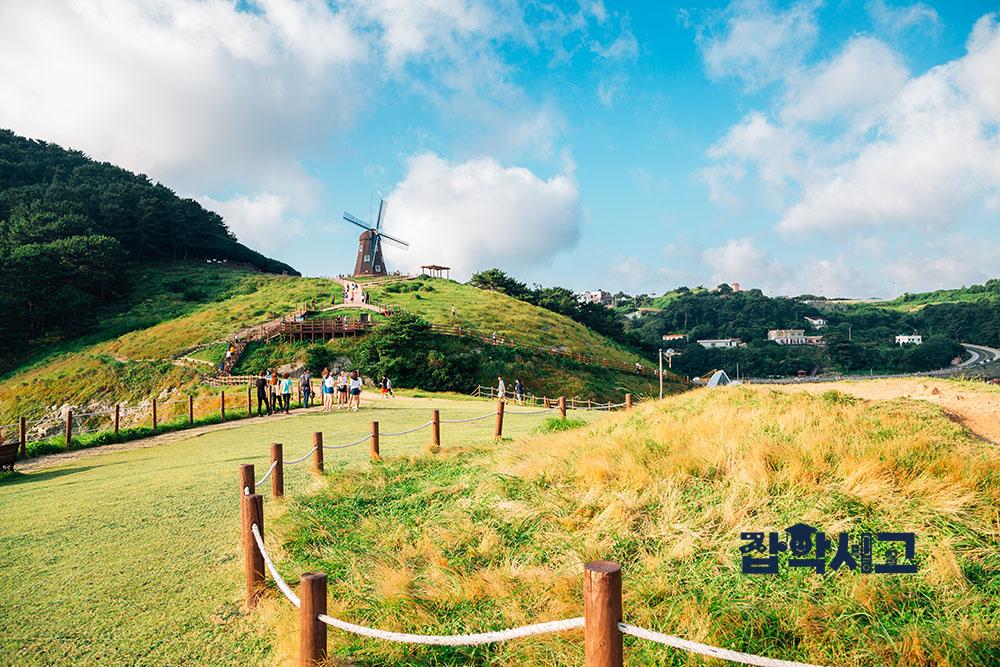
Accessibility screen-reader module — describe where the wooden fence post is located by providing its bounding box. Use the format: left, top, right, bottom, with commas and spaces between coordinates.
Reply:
543, 397, 550, 409
65, 409, 72, 449
495, 400, 505, 439
431, 410, 440, 449
189, 395, 195, 424
220, 391, 226, 420
312, 432, 324, 472
584, 561, 623, 667
243, 493, 265, 608
370, 421, 380, 459
271, 443, 284, 499
18, 416, 26, 458
558, 396, 567, 420
299, 572, 328, 666
114, 404, 120, 435
625, 393, 632, 411
152, 398, 158, 431
239, 463, 254, 549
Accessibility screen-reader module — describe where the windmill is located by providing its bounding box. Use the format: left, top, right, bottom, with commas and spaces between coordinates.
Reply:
342, 199, 409, 277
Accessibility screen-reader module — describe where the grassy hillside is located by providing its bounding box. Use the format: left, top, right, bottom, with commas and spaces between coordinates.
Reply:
876, 279, 1000, 312
276, 386, 999, 666
0, 269, 673, 423
367, 277, 649, 368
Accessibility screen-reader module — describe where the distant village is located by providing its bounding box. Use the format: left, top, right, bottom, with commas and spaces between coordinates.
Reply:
576, 285, 925, 349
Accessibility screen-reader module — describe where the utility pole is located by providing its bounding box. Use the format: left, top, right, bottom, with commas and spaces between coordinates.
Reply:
658, 348, 663, 400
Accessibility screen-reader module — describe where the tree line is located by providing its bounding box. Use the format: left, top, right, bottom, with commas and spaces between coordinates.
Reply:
0, 129, 297, 365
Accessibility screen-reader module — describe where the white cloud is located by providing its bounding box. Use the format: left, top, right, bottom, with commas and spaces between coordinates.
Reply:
702, 14, 1000, 239
590, 18, 639, 60
882, 238, 1000, 293
867, 0, 941, 38
382, 153, 582, 278
696, 0, 822, 88
702, 238, 786, 288
781, 37, 909, 125
610, 256, 652, 288
777, 16, 1000, 233
0, 0, 363, 196
199, 192, 302, 252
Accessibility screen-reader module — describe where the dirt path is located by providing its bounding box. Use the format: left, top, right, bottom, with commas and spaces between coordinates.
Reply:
770, 378, 1000, 445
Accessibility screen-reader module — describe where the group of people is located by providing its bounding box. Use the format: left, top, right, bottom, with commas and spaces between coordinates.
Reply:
253, 368, 391, 415
317, 369, 363, 411
342, 282, 367, 305
254, 370, 295, 416
496, 376, 526, 404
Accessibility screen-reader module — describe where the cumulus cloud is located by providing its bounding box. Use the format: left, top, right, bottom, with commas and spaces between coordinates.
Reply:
702, 238, 787, 289
382, 153, 582, 278
777, 15, 1000, 233
703, 13, 1000, 240
781, 37, 909, 125
199, 192, 302, 253
867, 0, 941, 38
0, 0, 362, 196
695, 0, 821, 88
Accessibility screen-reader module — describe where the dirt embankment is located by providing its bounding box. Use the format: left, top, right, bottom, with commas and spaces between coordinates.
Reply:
770, 378, 1000, 445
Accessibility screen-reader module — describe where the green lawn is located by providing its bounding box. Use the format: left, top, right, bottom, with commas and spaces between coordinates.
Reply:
0, 395, 562, 666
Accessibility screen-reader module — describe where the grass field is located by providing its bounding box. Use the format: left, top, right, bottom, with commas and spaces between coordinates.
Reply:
272, 386, 1000, 666
0, 395, 559, 666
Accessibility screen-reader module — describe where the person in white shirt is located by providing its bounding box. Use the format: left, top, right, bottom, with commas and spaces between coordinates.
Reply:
497, 376, 505, 400
323, 371, 336, 411
348, 371, 362, 411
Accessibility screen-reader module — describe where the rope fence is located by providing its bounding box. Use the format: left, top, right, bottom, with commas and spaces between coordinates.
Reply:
239, 476, 824, 667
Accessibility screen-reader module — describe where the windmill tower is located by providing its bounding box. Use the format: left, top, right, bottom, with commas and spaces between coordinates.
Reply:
342, 199, 409, 276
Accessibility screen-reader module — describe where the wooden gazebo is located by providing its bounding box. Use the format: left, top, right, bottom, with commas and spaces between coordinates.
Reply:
420, 264, 451, 279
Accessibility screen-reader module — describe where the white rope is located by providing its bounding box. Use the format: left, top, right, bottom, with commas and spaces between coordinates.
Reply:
255, 461, 278, 486
379, 421, 433, 437
440, 413, 495, 424
283, 446, 318, 465
250, 523, 301, 608
323, 434, 370, 451
244, 485, 250, 496
317, 614, 584, 646
617, 623, 825, 667
504, 407, 553, 415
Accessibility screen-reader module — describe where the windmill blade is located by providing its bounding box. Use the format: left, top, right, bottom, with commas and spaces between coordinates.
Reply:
377, 231, 409, 250
375, 199, 388, 230
343, 211, 374, 231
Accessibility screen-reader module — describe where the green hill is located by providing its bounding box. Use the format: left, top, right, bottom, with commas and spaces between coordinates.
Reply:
0, 268, 682, 425
0, 129, 297, 369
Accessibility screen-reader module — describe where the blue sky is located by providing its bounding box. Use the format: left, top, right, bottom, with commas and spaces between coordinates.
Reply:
1, 1, 998, 297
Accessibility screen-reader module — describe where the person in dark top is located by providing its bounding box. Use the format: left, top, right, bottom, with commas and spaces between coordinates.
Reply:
255, 373, 271, 416
300, 370, 313, 408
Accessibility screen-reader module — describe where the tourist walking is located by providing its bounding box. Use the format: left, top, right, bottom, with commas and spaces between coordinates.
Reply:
300, 369, 313, 408
269, 370, 280, 414
514, 379, 524, 405
337, 370, 349, 408
255, 372, 271, 416
348, 371, 362, 411
280, 373, 292, 413
322, 369, 335, 411
497, 376, 506, 400
385, 376, 393, 398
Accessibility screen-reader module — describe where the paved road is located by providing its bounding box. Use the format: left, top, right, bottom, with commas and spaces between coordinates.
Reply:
747, 342, 1000, 385
957, 343, 1000, 367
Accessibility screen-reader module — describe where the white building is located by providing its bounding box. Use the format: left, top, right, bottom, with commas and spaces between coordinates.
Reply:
768, 329, 807, 345
804, 316, 827, 329
662, 333, 687, 342
577, 290, 613, 306
895, 335, 923, 346
697, 338, 743, 349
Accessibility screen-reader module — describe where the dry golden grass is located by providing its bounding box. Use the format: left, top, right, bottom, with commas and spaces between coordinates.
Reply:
279, 386, 999, 666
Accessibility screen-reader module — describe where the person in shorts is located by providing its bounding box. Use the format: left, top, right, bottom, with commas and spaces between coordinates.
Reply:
348, 371, 362, 411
